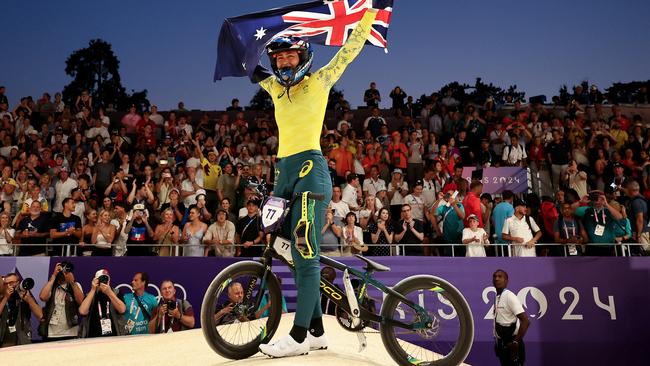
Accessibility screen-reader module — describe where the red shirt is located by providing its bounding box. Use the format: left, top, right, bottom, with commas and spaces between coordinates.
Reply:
387, 143, 408, 169
329, 147, 354, 177
462, 191, 483, 228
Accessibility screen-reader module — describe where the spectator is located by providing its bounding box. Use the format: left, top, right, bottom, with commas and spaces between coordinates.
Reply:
369, 207, 394, 256
461, 214, 489, 257
563, 160, 588, 199
502, 199, 542, 257
122, 272, 157, 335
395, 203, 424, 256
37, 261, 83, 341
53, 167, 78, 213
463, 181, 484, 228
403, 180, 425, 223
387, 131, 408, 171
363, 165, 387, 197
91, 209, 117, 256
363, 107, 387, 139
321, 208, 342, 256
79, 209, 97, 256
78, 269, 126, 338
150, 279, 195, 333
389, 86, 407, 113
547, 129, 571, 190
204, 208, 236, 257
0, 272, 43, 347
433, 190, 465, 255
493, 190, 515, 246
387, 168, 408, 219
625, 181, 649, 253
125, 204, 155, 256
330, 186, 350, 221
364, 81, 381, 108
217, 163, 237, 208
111, 201, 130, 256
49, 197, 83, 255
236, 200, 264, 257
502, 134, 527, 167
153, 208, 180, 257
553, 202, 588, 256
0, 212, 15, 256
329, 136, 354, 178
341, 212, 365, 256
406, 130, 424, 188
181, 206, 208, 257
342, 173, 362, 216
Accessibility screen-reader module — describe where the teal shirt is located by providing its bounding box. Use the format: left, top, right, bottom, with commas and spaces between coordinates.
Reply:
258, 294, 288, 318
123, 292, 158, 334
581, 207, 617, 244
436, 203, 465, 243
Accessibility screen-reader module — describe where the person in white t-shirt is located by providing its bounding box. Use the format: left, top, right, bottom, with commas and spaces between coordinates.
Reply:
501, 199, 542, 257
461, 214, 488, 257
341, 173, 362, 215
492, 269, 529, 366
362, 165, 386, 197
329, 186, 350, 221
0, 212, 15, 255
403, 181, 425, 222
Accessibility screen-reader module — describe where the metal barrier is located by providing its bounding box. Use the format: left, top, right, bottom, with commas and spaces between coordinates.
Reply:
5, 242, 647, 257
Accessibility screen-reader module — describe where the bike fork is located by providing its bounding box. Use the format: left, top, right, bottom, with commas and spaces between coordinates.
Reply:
342, 269, 367, 352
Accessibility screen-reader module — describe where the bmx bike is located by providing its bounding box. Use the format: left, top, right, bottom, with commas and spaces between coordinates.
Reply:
201, 191, 474, 366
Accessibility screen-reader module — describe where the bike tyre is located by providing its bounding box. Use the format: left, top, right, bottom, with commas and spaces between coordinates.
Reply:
379, 275, 474, 366
201, 260, 283, 360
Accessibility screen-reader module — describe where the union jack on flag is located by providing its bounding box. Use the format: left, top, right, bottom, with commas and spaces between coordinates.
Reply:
214, 0, 394, 81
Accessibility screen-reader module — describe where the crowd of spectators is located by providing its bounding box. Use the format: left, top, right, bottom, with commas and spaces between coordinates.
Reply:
0, 82, 649, 259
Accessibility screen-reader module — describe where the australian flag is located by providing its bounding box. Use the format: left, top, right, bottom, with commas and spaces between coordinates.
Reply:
214, 0, 394, 82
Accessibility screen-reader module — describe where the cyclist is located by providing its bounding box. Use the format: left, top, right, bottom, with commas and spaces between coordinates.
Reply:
257, 8, 379, 358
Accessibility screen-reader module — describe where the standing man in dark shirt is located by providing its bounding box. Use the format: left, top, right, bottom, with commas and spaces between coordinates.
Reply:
15, 201, 50, 256
236, 200, 264, 257
364, 82, 381, 108
49, 198, 82, 254
456, 130, 473, 166
625, 181, 649, 254
546, 129, 571, 191
394, 204, 424, 256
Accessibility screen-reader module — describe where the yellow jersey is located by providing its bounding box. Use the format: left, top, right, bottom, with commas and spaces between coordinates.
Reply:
259, 10, 377, 158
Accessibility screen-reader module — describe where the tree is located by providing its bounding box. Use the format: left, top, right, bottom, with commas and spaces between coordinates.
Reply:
248, 88, 273, 111
62, 39, 149, 111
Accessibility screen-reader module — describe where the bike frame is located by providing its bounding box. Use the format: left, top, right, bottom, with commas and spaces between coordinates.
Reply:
247, 234, 431, 332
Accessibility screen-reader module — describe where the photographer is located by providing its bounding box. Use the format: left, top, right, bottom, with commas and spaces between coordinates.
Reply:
123, 272, 157, 335
38, 261, 84, 341
581, 190, 623, 256
214, 282, 255, 326
0, 273, 43, 347
149, 279, 195, 333
78, 269, 126, 338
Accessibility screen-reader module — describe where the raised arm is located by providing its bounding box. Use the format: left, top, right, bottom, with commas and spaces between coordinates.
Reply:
315, 9, 378, 89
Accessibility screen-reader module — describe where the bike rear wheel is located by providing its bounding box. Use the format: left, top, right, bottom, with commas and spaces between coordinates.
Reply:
201, 260, 283, 360
380, 275, 474, 366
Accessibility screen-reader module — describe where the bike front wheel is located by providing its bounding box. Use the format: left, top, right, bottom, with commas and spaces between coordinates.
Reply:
380, 275, 474, 366
201, 260, 283, 360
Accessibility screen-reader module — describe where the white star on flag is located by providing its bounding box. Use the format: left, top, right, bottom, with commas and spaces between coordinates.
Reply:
254, 27, 267, 40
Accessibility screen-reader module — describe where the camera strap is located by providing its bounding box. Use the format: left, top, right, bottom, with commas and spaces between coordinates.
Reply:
133, 293, 151, 320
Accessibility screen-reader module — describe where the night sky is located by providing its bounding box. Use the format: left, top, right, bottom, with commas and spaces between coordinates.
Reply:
1, 0, 649, 110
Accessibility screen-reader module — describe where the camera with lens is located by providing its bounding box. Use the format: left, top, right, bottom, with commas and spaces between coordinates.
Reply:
232, 302, 248, 317
588, 191, 601, 202
20, 278, 35, 292
98, 275, 110, 284
165, 299, 177, 311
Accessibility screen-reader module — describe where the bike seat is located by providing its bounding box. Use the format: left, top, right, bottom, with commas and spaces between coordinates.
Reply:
355, 254, 391, 272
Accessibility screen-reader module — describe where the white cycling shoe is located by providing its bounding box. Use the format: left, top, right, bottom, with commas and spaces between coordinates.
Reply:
259, 334, 310, 358
308, 332, 329, 350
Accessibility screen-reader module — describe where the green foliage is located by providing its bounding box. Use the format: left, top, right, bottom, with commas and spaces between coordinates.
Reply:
248, 87, 273, 111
